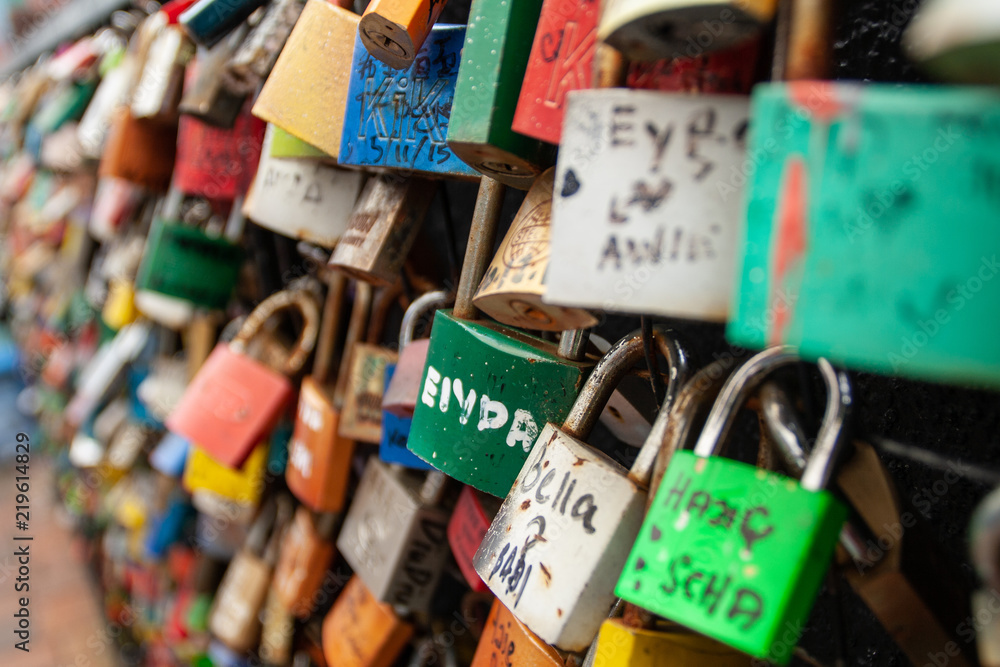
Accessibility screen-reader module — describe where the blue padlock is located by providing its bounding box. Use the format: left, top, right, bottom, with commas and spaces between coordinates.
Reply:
180, 0, 268, 48
379, 363, 434, 470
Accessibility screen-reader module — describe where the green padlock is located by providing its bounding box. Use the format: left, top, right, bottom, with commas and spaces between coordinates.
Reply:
616, 346, 850, 664
447, 0, 556, 190
407, 178, 594, 498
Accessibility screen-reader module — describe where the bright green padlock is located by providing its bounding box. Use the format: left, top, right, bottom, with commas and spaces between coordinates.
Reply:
616, 346, 850, 664
407, 178, 594, 498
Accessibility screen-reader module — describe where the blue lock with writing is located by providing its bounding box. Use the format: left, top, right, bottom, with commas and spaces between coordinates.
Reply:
379, 363, 434, 470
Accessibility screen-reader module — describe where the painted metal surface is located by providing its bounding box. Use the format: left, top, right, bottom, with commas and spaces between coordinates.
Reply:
358, 0, 452, 70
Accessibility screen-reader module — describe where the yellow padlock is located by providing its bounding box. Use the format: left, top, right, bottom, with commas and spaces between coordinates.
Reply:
593, 618, 752, 666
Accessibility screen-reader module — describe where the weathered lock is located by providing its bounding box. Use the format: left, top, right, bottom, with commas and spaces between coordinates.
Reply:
132, 23, 192, 121
380, 363, 432, 470
167, 289, 321, 468
598, 0, 776, 61
183, 441, 268, 509
512, 0, 601, 145
473, 329, 690, 651
904, 0, 1000, 85
286, 277, 365, 513
475, 168, 597, 332
471, 598, 566, 667
358, 0, 451, 70
274, 508, 339, 618
617, 347, 849, 664
245, 124, 366, 248
322, 575, 415, 667
177, 26, 249, 128
408, 179, 596, 497
337, 460, 452, 612
972, 488, 1000, 667
383, 290, 452, 418
546, 89, 749, 321
328, 175, 438, 286
252, 0, 358, 161
447, 0, 556, 189
180, 0, 267, 48
225, 0, 305, 95
340, 24, 479, 179
338, 285, 403, 443
727, 84, 1000, 388
209, 496, 292, 653
174, 99, 266, 200
99, 108, 177, 191
260, 586, 294, 666
593, 617, 752, 667
448, 485, 500, 593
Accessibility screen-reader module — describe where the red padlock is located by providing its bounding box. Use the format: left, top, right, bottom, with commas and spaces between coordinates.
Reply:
447, 486, 501, 593
166, 289, 320, 468
382, 290, 451, 418
626, 37, 761, 94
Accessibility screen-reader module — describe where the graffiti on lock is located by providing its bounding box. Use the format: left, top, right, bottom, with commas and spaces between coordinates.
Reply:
387, 516, 448, 607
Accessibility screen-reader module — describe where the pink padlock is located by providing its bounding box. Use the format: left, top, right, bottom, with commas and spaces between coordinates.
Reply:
382, 290, 452, 418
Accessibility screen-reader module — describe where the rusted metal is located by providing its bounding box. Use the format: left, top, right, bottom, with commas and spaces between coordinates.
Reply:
454, 177, 506, 321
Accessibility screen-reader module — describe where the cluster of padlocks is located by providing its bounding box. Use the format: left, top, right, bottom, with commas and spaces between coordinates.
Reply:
3, 0, 1000, 665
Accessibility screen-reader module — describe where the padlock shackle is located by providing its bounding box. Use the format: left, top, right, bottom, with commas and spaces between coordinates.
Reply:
333, 281, 373, 405
562, 328, 689, 443
313, 273, 348, 385
557, 329, 588, 362
231, 288, 321, 376
454, 177, 506, 321
803, 359, 852, 490
400, 290, 451, 348
367, 281, 405, 345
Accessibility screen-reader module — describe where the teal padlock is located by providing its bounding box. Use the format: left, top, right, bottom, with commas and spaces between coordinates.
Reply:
407, 178, 594, 497
616, 346, 850, 664
728, 83, 1000, 388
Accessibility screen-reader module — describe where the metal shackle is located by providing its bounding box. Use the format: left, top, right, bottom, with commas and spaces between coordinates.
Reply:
231, 288, 322, 376
562, 328, 690, 444
693, 347, 852, 492
399, 290, 452, 349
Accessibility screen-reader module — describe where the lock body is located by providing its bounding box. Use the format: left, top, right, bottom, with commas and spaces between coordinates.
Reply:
471, 598, 565, 667
167, 345, 294, 469
183, 443, 267, 507
448, 0, 556, 189
359, 0, 451, 69
337, 460, 451, 612
328, 175, 437, 285
448, 485, 498, 593
180, 0, 268, 48
727, 83, 1000, 387
408, 310, 593, 497
132, 24, 191, 121
475, 168, 597, 331
598, 0, 776, 61
273, 507, 336, 617
252, 0, 359, 160
380, 363, 434, 470
322, 576, 415, 667
339, 343, 398, 444
383, 340, 431, 417
512, 0, 601, 145
286, 377, 355, 513
340, 24, 478, 179
134, 220, 243, 311
617, 450, 846, 664
547, 90, 749, 321
474, 424, 648, 651
245, 125, 365, 248
209, 551, 271, 652
99, 109, 177, 192
178, 33, 247, 128
593, 618, 753, 666
174, 105, 265, 200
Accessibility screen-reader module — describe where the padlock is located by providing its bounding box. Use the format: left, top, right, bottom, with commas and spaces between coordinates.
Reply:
473, 329, 690, 651
340, 24, 479, 179
177, 26, 249, 128
252, 0, 358, 161
598, 0, 776, 61
380, 363, 432, 470
617, 347, 849, 664
274, 507, 339, 618
179, 0, 268, 48
625, 37, 760, 93
448, 485, 500, 593
592, 616, 752, 667
338, 284, 403, 443
98, 108, 177, 191
183, 441, 268, 509
511, 0, 601, 145
447, 0, 556, 189
167, 289, 321, 468
358, 0, 451, 70
28, 79, 98, 138
209, 496, 292, 653
150, 432, 190, 478
383, 289, 452, 418
90, 176, 144, 243
286, 278, 367, 513
267, 125, 329, 159
78, 56, 137, 159
408, 178, 597, 497
474, 167, 597, 332
132, 23, 193, 122
260, 586, 294, 666
244, 125, 366, 248
321, 575, 415, 667
327, 175, 438, 286
336, 460, 452, 612
174, 99, 266, 200
225, 0, 304, 96
545, 88, 749, 321
905, 0, 1000, 85
727, 83, 1000, 388
470, 598, 566, 667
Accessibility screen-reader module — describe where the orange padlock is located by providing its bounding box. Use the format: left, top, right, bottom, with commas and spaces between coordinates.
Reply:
321, 575, 415, 667
358, 0, 451, 70
273, 506, 339, 618
470, 598, 567, 667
